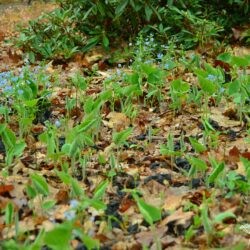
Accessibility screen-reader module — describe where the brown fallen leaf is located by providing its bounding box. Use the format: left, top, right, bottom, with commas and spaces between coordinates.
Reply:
228, 146, 240, 163
119, 196, 135, 213
135, 226, 166, 246
0, 184, 14, 197
104, 112, 130, 131
160, 208, 194, 227
55, 189, 69, 205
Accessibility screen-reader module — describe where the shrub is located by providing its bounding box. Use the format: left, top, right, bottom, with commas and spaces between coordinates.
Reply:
15, 0, 250, 61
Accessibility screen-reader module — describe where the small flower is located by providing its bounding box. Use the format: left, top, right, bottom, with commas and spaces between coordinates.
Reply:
145, 60, 153, 64
164, 63, 170, 70
3, 85, 13, 93
157, 53, 163, 60
0, 79, 7, 87
11, 76, 19, 83
70, 199, 79, 208
129, 43, 132, 46
116, 69, 122, 76
219, 87, 225, 93
207, 74, 217, 82
17, 89, 24, 95
46, 83, 51, 88
54, 120, 61, 128
117, 63, 122, 68
64, 210, 76, 221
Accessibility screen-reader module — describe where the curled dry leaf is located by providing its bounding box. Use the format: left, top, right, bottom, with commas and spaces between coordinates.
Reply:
104, 112, 130, 131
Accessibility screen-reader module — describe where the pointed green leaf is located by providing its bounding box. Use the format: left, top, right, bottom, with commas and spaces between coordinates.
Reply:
30, 173, 49, 196
136, 198, 161, 225
93, 180, 109, 200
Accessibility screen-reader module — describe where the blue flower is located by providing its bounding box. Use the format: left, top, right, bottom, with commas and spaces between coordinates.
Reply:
17, 89, 24, 95
116, 69, 122, 76
164, 63, 170, 70
0, 79, 7, 87
145, 60, 153, 64
207, 74, 217, 82
54, 120, 61, 128
219, 87, 225, 93
3, 85, 13, 93
157, 53, 163, 60
70, 199, 79, 208
64, 210, 76, 221
11, 76, 19, 83
0, 71, 11, 78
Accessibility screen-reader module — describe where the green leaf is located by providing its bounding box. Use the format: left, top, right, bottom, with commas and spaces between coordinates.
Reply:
70, 178, 84, 197
201, 205, 213, 235
61, 143, 71, 155
55, 170, 71, 185
26, 185, 37, 199
0, 123, 6, 134
42, 200, 56, 211
207, 162, 224, 184
189, 137, 206, 153
44, 224, 72, 250
82, 234, 100, 250
145, 5, 153, 21
136, 198, 161, 225
228, 79, 240, 96
113, 127, 133, 147
188, 157, 207, 177
197, 75, 217, 95
13, 141, 26, 157
5, 202, 14, 225
93, 180, 109, 200
102, 35, 109, 49
231, 56, 250, 67
217, 52, 232, 63
88, 199, 106, 210
1, 127, 16, 150
115, 0, 129, 17
171, 79, 190, 93
240, 157, 250, 179
23, 99, 38, 107
77, 117, 97, 133
213, 211, 236, 224
83, 36, 100, 52
30, 173, 49, 196
82, 134, 94, 146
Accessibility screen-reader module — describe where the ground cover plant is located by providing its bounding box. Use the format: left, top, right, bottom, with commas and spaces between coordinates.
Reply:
0, 0, 250, 249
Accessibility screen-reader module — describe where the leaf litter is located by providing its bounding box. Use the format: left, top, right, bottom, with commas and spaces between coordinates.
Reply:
0, 3, 250, 250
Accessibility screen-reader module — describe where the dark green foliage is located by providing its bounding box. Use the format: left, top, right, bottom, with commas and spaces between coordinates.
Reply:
15, 0, 250, 60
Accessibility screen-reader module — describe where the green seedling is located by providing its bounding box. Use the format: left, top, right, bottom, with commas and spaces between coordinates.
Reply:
201, 118, 220, 149
189, 137, 207, 153
0, 124, 26, 167
224, 171, 250, 198
206, 158, 225, 187
160, 133, 181, 168
30, 173, 49, 197
44, 222, 72, 250
39, 121, 61, 162
71, 71, 88, 108
188, 156, 208, 178
217, 53, 250, 123
5, 202, 14, 226
169, 79, 190, 112
125, 188, 162, 249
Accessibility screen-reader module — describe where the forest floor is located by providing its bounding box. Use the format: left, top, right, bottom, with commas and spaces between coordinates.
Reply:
0, 2, 250, 250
